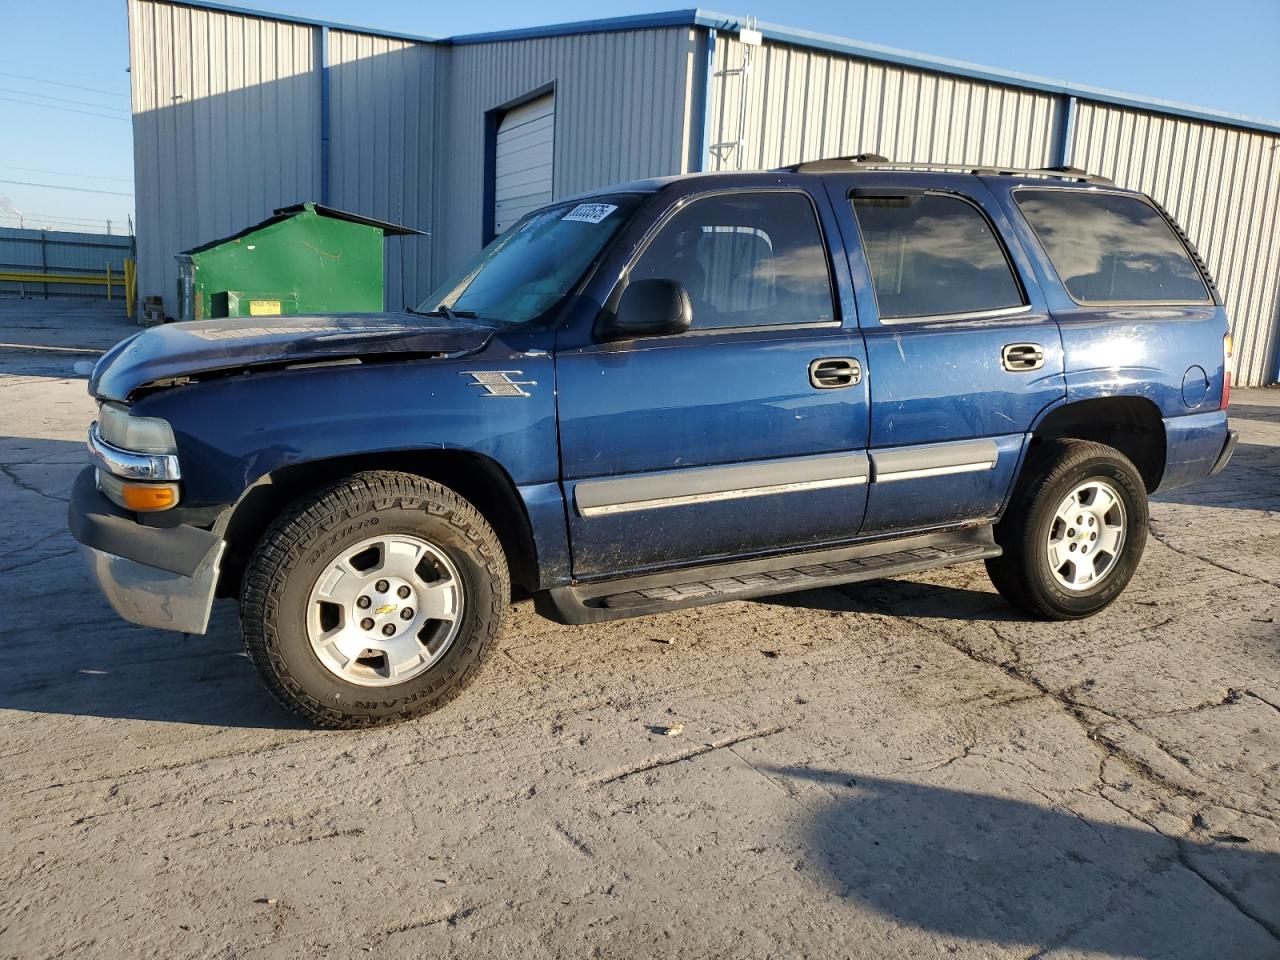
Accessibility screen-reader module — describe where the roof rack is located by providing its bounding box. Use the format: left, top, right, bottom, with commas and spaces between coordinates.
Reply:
781, 155, 1113, 184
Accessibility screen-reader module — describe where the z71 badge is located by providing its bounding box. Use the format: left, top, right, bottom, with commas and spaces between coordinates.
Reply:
461, 370, 537, 398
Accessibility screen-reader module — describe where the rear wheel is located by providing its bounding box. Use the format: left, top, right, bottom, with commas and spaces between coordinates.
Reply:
987, 439, 1148, 620
241, 471, 508, 728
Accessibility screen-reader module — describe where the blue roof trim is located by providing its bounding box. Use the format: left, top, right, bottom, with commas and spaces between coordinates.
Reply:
448, 9, 705, 45
146, 1, 1280, 136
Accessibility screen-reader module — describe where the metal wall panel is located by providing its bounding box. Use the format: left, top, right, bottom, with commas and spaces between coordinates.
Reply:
327, 30, 439, 310
129, 0, 321, 317
1070, 101, 1280, 386
129, 4, 698, 312
707, 36, 1063, 172
436, 28, 701, 280
0, 228, 134, 299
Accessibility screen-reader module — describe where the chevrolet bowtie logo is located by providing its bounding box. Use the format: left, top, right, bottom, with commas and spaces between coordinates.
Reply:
374, 603, 396, 615
461, 370, 537, 398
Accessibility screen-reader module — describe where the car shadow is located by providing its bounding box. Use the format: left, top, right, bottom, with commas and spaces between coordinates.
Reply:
1152, 440, 1279, 510
0, 429, 307, 728
767, 767, 1280, 957
1227, 401, 1280, 424
0, 587, 309, 729
758, 577, 1019, 623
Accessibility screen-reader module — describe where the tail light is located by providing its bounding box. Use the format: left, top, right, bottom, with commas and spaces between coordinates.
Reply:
1221, 332, 1232, 410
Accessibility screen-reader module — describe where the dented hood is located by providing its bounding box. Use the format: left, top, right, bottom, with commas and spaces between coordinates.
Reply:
90, 312, 495, 402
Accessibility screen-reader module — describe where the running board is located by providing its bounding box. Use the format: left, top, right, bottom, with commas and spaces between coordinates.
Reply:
535, 525, 1000, 625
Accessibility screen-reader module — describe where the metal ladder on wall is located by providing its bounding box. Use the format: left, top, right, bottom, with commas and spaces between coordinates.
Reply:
708, 18, 760, 170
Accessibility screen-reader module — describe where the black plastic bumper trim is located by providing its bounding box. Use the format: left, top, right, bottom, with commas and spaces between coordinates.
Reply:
1209, 429, 1239, 476
67, 466, 221, 578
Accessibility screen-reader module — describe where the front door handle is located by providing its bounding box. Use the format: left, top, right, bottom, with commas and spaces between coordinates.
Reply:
809, 357, 862, 389
1002, 342, 1045, 372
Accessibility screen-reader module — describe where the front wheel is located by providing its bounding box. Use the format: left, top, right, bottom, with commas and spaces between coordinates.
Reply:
986, 439, 1148, 620
241, 471, 509, 728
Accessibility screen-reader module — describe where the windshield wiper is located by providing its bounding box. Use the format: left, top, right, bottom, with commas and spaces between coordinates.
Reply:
407, 304, 479, 321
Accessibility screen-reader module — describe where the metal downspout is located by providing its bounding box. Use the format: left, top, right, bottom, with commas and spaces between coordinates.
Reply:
320, 25, 331, 205
1056, 94, 1077, 168
696, 28, 717, 172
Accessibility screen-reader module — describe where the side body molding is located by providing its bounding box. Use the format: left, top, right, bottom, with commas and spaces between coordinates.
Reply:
870, 438, 999, 482
573, 452, 870, 518
863, 434, 1027, 535
572, 437, 1012, 522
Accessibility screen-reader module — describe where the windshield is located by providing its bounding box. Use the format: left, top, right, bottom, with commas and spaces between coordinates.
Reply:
417, 194, 643, 326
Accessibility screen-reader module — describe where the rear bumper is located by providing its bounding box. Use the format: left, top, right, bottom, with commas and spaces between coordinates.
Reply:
67, 467, 224, 634
1209, 429, 1238, 477
1157, 410, 1232, 493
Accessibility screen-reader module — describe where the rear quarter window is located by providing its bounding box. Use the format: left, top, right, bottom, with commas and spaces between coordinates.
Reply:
851, 192, 1025, 320
1015, 190, 1210, 304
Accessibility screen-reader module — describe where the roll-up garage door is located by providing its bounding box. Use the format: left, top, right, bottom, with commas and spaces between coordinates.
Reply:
493, 93, 555, 235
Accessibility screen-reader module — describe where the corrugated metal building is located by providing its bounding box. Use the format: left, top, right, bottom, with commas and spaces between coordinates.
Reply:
128, 1, 1280, 385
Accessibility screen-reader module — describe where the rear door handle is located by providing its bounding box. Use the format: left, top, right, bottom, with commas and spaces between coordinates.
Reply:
809, 357, 862, 389
1002, 343, 1044, 372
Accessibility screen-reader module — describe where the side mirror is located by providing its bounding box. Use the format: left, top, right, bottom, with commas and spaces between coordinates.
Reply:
598, 278, 692, 341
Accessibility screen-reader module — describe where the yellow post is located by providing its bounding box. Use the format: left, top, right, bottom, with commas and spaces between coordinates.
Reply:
106, 263, 113, 301
124, 258, 136, 317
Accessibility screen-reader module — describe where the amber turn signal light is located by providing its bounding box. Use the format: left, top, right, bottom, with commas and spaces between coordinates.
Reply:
119, 482, 179, 512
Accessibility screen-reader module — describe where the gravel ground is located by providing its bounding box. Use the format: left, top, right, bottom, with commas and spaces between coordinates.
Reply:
1, 342, 1277, 960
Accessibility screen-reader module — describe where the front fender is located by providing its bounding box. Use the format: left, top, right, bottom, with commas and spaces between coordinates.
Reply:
134, 351, 559, 509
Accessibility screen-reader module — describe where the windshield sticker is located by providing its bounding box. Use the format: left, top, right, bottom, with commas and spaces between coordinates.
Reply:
562, 203, 618, 224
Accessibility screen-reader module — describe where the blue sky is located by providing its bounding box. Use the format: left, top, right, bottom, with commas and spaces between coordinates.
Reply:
2, 0, 1277, 233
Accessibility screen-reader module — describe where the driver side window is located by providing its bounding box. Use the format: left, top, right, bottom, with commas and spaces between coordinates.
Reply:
628, 191, 836, 330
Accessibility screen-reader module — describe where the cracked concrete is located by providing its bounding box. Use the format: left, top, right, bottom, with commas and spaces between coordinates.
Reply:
0, 341, 1277, 959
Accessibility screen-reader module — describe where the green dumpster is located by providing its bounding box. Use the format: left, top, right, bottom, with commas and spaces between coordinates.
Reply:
176, 202, 425, 321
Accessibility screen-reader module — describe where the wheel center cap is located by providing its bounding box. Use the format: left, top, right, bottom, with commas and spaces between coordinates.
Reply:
356, 576, 418, 632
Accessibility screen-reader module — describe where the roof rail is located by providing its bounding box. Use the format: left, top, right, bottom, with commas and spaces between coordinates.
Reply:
782, 153, 888, 172
782, 155, 1113, 184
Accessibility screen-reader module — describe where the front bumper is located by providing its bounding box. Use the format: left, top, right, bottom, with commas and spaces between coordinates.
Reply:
68, 467, 224, 634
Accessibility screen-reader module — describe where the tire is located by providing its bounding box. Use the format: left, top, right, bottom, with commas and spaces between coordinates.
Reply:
986, 439, 1148, 620
241, 471, 508, 728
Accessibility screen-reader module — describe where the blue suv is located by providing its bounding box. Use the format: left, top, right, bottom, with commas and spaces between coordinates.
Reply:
70, 157, 1237, 727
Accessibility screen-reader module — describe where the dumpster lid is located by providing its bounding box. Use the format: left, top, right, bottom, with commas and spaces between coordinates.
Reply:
273, 203, 427, 236
180, 201, 426, 255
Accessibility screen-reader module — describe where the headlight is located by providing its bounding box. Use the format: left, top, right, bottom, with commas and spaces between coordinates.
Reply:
98, 401, 177, 454
89, 403, 182, 512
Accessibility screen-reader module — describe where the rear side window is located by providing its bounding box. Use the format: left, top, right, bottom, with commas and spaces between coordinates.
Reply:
852, 193, 1025, 320
1015, 190, 1210, 304
629, 191, 835, 329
